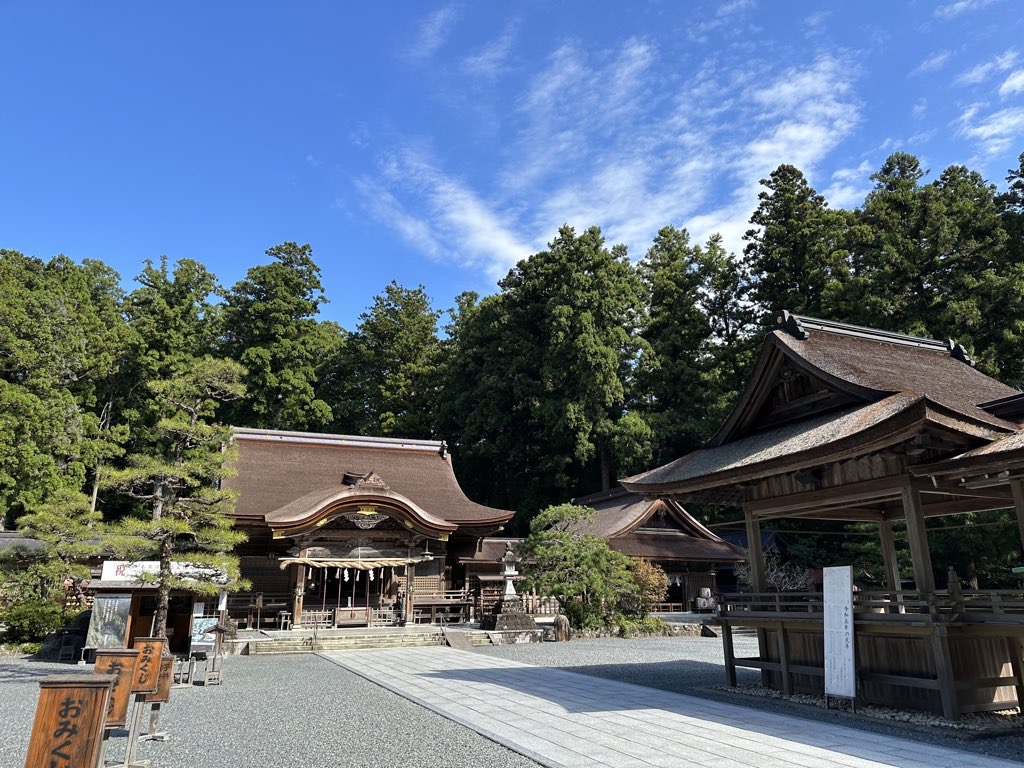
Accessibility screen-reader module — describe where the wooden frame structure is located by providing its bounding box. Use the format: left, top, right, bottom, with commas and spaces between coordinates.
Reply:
623, 312, 1024, 718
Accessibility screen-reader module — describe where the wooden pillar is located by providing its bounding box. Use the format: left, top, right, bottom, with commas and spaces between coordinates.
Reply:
743, 505, 765, 593
291, 564, 305, 627
721, 622, 737, 687
900, 485, 935, 595
1005, 637, 1024, 714
879, 518, 901, 591
1011, 481, 1024, 560
778, 624, 792, 696
930, 626, 960, 720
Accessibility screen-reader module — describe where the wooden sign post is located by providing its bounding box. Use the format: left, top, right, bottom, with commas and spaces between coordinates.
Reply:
23, 674, 114, 768
121, 637, 165, 768
93, 649, 141, 768
139, 656, 174, 743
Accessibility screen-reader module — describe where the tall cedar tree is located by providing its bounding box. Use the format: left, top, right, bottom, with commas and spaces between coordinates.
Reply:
221, 242, 334, 430
744, 164, 850, 319
347, 281, 444, 438
0, 251, 128, 527
104, 357, 248, 640
639, 227, 717, 464
444, 226, 652, 517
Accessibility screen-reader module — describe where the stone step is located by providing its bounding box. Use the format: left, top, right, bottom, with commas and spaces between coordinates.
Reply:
249, 634, 446, 654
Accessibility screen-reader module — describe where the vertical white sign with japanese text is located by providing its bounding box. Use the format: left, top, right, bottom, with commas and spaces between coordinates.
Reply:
823, 565, 855, 699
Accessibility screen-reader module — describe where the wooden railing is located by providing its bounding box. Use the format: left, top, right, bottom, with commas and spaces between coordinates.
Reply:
718, 589, 1024, 624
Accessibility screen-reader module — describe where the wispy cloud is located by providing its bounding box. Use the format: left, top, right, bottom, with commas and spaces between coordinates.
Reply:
955, 49, 1018, 85
999, 69, 1024, 97
935, 0, 994, 20
407, 6, 458, 61
462, 20, 519, 79
357, 150, 534, 279
825, 161, 872, 208
914, 51, 951, 74
358, 36, 861, 276
957, 104, 1024, 155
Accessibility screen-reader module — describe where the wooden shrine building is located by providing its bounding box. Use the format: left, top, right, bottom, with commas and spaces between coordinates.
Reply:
223, 428, 514, 629
456, 486, 746, 614
622, 312, 1024, 719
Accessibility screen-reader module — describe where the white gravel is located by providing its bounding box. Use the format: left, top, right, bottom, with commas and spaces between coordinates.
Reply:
4, 634, 1022, 767
0, 654, 539, 768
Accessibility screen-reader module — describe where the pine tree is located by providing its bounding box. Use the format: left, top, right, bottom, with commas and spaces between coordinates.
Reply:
104, 357, 248, 640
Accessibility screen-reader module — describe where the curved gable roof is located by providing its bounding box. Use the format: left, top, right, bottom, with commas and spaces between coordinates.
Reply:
226, 428, 514, 530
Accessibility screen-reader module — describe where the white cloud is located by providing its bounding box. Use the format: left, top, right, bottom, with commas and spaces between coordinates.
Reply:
935, 0, 994, 19
358, 150, 534, 279
999, 69, 1024, 97
957, 104, 1024, 155
955, 49, 1018, 85
914, 51, 951, 74
358, 41, 861, 273
462, 21, 519, 79
912, 98, 927, 119
407, 6, 458, 61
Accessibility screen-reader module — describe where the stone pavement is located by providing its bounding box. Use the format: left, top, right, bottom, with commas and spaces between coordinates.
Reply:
320, 646, 1021, 768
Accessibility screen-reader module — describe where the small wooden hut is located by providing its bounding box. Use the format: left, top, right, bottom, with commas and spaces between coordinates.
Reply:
622, 312, 1024, 718
456, 487, 746, 614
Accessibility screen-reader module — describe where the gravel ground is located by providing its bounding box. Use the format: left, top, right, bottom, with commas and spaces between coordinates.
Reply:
4, 635, 1023, 766
479, 633, 1024, 765
0, 654, 539, 768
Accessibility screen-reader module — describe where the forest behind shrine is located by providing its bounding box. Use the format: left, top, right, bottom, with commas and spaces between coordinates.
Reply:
4, 150, 1024, 593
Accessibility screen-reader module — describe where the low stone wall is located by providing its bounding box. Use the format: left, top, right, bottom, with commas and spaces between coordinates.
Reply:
567, 622, 705, 641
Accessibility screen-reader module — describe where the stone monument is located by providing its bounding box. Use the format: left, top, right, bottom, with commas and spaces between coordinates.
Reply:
479, 543, 539, 632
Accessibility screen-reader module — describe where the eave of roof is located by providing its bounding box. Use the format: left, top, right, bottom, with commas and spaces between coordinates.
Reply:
622, 395, 1002, 497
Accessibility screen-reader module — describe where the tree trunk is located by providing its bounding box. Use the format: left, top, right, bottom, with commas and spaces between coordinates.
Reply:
599, 445, 611, 491
153, 535, 173, 642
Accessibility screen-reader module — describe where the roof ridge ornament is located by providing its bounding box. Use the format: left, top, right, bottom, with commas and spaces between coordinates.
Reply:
773, 311, 975, 367
341, 470, 390, 490
774, 311, 809, 340
945, 339, 975, 367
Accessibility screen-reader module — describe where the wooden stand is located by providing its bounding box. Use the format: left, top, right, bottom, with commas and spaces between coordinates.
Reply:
119, 637, 165, 768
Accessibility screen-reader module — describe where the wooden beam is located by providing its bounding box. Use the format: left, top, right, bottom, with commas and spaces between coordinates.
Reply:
901, 485, 935, 595
920, 486, 1014, 501
746, 475, 909, 517
755, 506, 885, 522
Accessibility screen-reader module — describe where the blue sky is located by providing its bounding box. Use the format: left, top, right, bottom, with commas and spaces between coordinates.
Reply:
2, 1, 1023, 329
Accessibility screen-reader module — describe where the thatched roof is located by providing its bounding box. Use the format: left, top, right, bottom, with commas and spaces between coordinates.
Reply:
623, 314, 1021, 501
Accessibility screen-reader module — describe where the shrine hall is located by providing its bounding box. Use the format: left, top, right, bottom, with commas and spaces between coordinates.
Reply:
222, 428, 514, 630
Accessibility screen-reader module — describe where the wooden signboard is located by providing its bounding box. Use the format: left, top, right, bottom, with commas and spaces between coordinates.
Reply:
145, 656, 174, 704
93, 649, 140, 728
129, 637, 165, 695
23, 674, 113, 768
85, 594, 132, 649
824, 565, 856, 701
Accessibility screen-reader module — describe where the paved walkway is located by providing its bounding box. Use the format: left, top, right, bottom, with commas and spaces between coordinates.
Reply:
320, 647, 1020, 768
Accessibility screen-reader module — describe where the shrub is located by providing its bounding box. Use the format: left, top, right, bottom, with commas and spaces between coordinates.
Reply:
1, 599, 64, 642
562, 601, 605, 630
613, 614, 670, 638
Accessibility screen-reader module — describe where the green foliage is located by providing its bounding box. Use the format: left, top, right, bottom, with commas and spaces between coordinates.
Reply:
744, 165, 851, 318
344, 281, 445, 438
0, 600, 64, 643
443, 226, 653, 512
222, 242, 334, 430
612, 614, 671, 638
522, 504, 668, 627
103, 357, 249, 638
